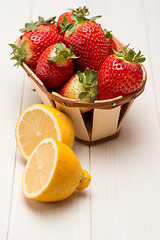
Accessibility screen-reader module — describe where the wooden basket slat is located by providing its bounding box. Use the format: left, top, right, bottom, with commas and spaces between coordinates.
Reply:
117, 99, 134, 132
55, 102, 90, 141
91, 106, 121, 141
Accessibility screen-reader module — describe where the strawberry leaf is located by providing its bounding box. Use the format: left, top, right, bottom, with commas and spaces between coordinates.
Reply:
20, 16, 56, 33
9, 40, 27, 66
134, 50, 146, 62
89, 15, 102, 22
77, 68, 98, 103
61, 15, 69, 25
89, 91, 98, 103
127, 49, 135, 61
85, 93, 91, 101
77, 71, 84, 83
69, 6, 90, 17
84, 68, 90, 84
59, 15, 70, 33
68, 24, 77, 35
113, 44, 146, 63
47, 42, 78, 63
38, 16, 44, 22
20, 21, 38, 33
47, 56, 57, 63
135, 57, 145, 63
79, 92, 88, 100
104, 29, 113, 39
71, 14, 78, 22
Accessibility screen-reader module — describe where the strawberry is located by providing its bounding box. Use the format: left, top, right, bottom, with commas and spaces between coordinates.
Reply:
98, 45, 145, 100
36, 42, 77, 89
61, 14, 110, 71
103, 29, 117, 55
57, 6, 89, 34
59, 68, 98, 113
10, 16, 63, 69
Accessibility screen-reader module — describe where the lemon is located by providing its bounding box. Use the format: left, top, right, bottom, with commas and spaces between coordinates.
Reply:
22, 138, 91, 202
15, 104, 75, 161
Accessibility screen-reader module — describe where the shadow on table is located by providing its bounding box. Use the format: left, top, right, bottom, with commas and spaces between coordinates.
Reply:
24, 189, 89, 214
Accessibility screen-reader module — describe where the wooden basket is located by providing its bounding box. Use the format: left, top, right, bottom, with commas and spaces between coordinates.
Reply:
15, 36, 147, 145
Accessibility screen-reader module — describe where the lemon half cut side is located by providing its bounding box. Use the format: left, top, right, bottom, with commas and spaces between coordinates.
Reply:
22, 138, 91, 202
15, 104, 75, 161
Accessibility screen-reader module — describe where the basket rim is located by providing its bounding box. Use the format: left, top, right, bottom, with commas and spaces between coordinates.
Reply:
16, 36, 147, 109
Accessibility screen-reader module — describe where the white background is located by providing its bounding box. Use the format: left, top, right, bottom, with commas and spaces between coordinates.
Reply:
1, 0, 160, 239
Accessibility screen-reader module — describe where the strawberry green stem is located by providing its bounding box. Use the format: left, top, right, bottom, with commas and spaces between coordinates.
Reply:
20, 16, 56, 33
68, 6, 90, 17
9, 40, 27, 66
113, 44, 145, 63
104, 29, 113, 39
47, 42, 78, 63
78, 68, 98, 103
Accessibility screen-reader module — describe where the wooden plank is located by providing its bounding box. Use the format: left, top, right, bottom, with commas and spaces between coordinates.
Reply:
89, 0, 160, 239
142, 0, 160, 123
7, 0, 91, 240
0, 0, 32, 239
5, 0, 160, 239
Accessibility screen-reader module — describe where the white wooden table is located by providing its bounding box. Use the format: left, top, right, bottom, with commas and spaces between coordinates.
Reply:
1, 0, 160, 239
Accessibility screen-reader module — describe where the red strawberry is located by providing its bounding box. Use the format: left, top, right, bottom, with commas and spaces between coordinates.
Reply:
59, 68, 98, 113
57, 6, 89, 34
98, 45, 145, 100
103, 29, 117, 55
36, 42, 77, 89
61, 15, 110, 71
10, 17, 63, 69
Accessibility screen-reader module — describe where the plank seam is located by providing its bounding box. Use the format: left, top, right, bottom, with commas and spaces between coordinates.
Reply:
6, 73, 25, 240
89, 145, 92, 240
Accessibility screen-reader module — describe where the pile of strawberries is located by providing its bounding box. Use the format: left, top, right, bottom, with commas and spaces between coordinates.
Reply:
10, 6, 145, 112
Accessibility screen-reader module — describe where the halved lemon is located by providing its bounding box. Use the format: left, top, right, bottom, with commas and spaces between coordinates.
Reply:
15, 104, 75, 161
22, 138, 91, 202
